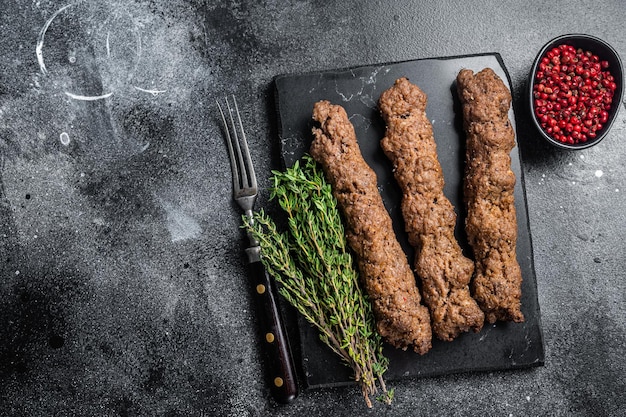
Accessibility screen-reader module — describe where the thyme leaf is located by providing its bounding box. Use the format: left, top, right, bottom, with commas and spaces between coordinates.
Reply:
243, 155, 391, 407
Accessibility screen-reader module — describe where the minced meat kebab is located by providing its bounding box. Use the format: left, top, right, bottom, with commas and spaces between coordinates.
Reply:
310, 100, 433, 354
456, 68, 525, 323
379, 77, 485, 341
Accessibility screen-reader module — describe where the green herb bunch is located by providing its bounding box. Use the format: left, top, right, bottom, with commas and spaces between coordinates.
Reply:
243, 154, 392, 407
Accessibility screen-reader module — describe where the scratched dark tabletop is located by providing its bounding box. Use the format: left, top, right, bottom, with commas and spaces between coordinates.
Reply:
1, 1, 624, 416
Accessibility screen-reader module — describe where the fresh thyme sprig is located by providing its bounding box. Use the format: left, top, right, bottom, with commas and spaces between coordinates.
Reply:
243, 154, 391, 407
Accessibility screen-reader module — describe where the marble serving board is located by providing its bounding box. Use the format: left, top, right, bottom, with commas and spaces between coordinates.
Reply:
273, 53, 545, 389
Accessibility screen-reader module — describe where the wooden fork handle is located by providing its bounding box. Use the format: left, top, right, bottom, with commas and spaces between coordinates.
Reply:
246, 251, 299, 404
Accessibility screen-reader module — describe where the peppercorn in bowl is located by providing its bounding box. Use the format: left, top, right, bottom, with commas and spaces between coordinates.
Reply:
529, 34, 623, 149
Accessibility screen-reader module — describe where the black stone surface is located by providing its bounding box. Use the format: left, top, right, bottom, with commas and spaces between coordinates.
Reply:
0, 1, 625, 416
274, 54, 544, 388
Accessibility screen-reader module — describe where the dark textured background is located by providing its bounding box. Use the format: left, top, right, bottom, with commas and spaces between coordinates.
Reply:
0, 1, 624, 416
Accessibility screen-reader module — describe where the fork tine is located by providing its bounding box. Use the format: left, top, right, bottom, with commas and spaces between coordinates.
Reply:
217, 98, 240, 192
217, 96, 257, 193
227, 96, 256, 188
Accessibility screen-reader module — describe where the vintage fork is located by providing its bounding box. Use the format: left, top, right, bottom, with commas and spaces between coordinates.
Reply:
216, 96, 298, 404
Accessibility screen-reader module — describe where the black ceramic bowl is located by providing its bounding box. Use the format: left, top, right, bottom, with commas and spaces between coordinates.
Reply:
529, 34, 624, 150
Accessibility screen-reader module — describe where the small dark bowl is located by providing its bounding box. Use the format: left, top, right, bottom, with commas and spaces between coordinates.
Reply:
529, 34, 624, 150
